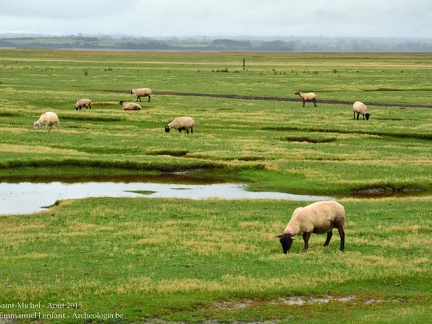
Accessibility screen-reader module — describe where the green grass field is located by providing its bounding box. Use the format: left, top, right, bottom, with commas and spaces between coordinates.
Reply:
0, 49, 431, 323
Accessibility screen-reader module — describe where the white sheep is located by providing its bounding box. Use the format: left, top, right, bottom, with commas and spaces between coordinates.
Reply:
130, 88, 152, 102
33, 112, 60, 133
295, 91, 317, 107
165, 117, 195, 134
277, 201, 345, 254
353, 101, 371, 120
74, 98, 92, 110
119, 100, 141, 111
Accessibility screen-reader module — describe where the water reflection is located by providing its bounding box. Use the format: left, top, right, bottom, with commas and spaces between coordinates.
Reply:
0, 181, 333, 215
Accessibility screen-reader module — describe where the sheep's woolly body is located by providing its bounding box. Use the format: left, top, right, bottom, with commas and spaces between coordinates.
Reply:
295, 91, 317, 107
33, 112, 60, 133
353, 101, 370, 120
130, 88, 152, 102
284, 201, 345, 236
165, 116, 195, 134
75, 98, 92, 110
278, 201, 345, 253
119, 100, 141, 111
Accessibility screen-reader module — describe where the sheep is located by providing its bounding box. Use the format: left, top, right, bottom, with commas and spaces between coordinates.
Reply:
353, 101, 371, 120
119, 100, 141, 111
277, 201, 345, 254
33, 112, 60, 133
130, 88, 152, 102
74, 98, 92, 110
165, 117, 195, 134
295, 91, 317, 107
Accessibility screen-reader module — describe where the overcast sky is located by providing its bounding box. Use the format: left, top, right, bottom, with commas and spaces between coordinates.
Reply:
0, 0, 431, 38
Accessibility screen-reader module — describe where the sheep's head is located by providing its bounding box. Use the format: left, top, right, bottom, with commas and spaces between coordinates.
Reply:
277, 233, 294, 254
130, 89, 133, 94
33, 121, 40, 130
119, 100, 125, 106
365, 113, 371, 120
165, 125, 171, 133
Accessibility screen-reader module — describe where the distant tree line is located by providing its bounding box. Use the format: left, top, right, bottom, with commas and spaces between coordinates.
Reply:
1, 35, 431, 52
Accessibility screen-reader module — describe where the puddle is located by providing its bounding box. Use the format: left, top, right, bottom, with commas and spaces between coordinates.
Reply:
0, 181, 333, 215
349, 186, 426, 198
213, 295, 400, 310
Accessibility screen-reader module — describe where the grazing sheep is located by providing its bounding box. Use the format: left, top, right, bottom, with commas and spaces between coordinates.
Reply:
295, 91, 317, 107
277, 201, 345, 254
353, 101, 371, 120
33, 112, 60, 133
119, 100, 141, 111
130, 88, 152, 102
74, 98, 92, 110
165, 117, 195, 134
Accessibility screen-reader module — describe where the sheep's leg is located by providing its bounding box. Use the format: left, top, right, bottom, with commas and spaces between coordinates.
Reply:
148, 95, 151, 102
302, 100, 305, 107
324, 231, 333, 247
302, 232, 311, 251
335, 224, 345, 251
191, 127, 194, 134
356, 112, 360, 120
313, 99, 317, 107
136, 96, 141, 102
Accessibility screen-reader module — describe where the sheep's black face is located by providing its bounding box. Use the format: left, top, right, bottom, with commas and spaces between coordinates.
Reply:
365, 113, 370, 120
278, 234, 293, 254
165, 126, 171, 133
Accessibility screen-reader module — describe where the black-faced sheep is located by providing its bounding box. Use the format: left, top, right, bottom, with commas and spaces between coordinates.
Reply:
33, 112, 60, 133
119, 100, 141, 111
74, 98, 92, 110
353, 101, 371, 120
130, 88, 152, 102
295, 91, 317, 107
277, 201, 345, 254
165, 117, 195, 134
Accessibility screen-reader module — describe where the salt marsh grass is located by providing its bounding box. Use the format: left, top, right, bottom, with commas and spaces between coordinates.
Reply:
0, 50, 431, 322
0, 197, 430, 322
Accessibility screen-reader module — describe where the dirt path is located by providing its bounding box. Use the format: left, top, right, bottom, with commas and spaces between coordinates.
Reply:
155, 91, 432, 108
104, 90, 432, 108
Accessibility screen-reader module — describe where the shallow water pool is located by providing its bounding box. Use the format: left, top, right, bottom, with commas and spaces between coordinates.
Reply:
0, 182, 333, 215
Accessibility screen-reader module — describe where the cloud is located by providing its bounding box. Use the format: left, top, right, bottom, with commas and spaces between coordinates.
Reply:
0, 0, 431, 37
0, 0, 134, 20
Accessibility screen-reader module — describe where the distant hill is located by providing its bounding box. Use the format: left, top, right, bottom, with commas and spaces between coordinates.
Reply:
1, 34, 431, 52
